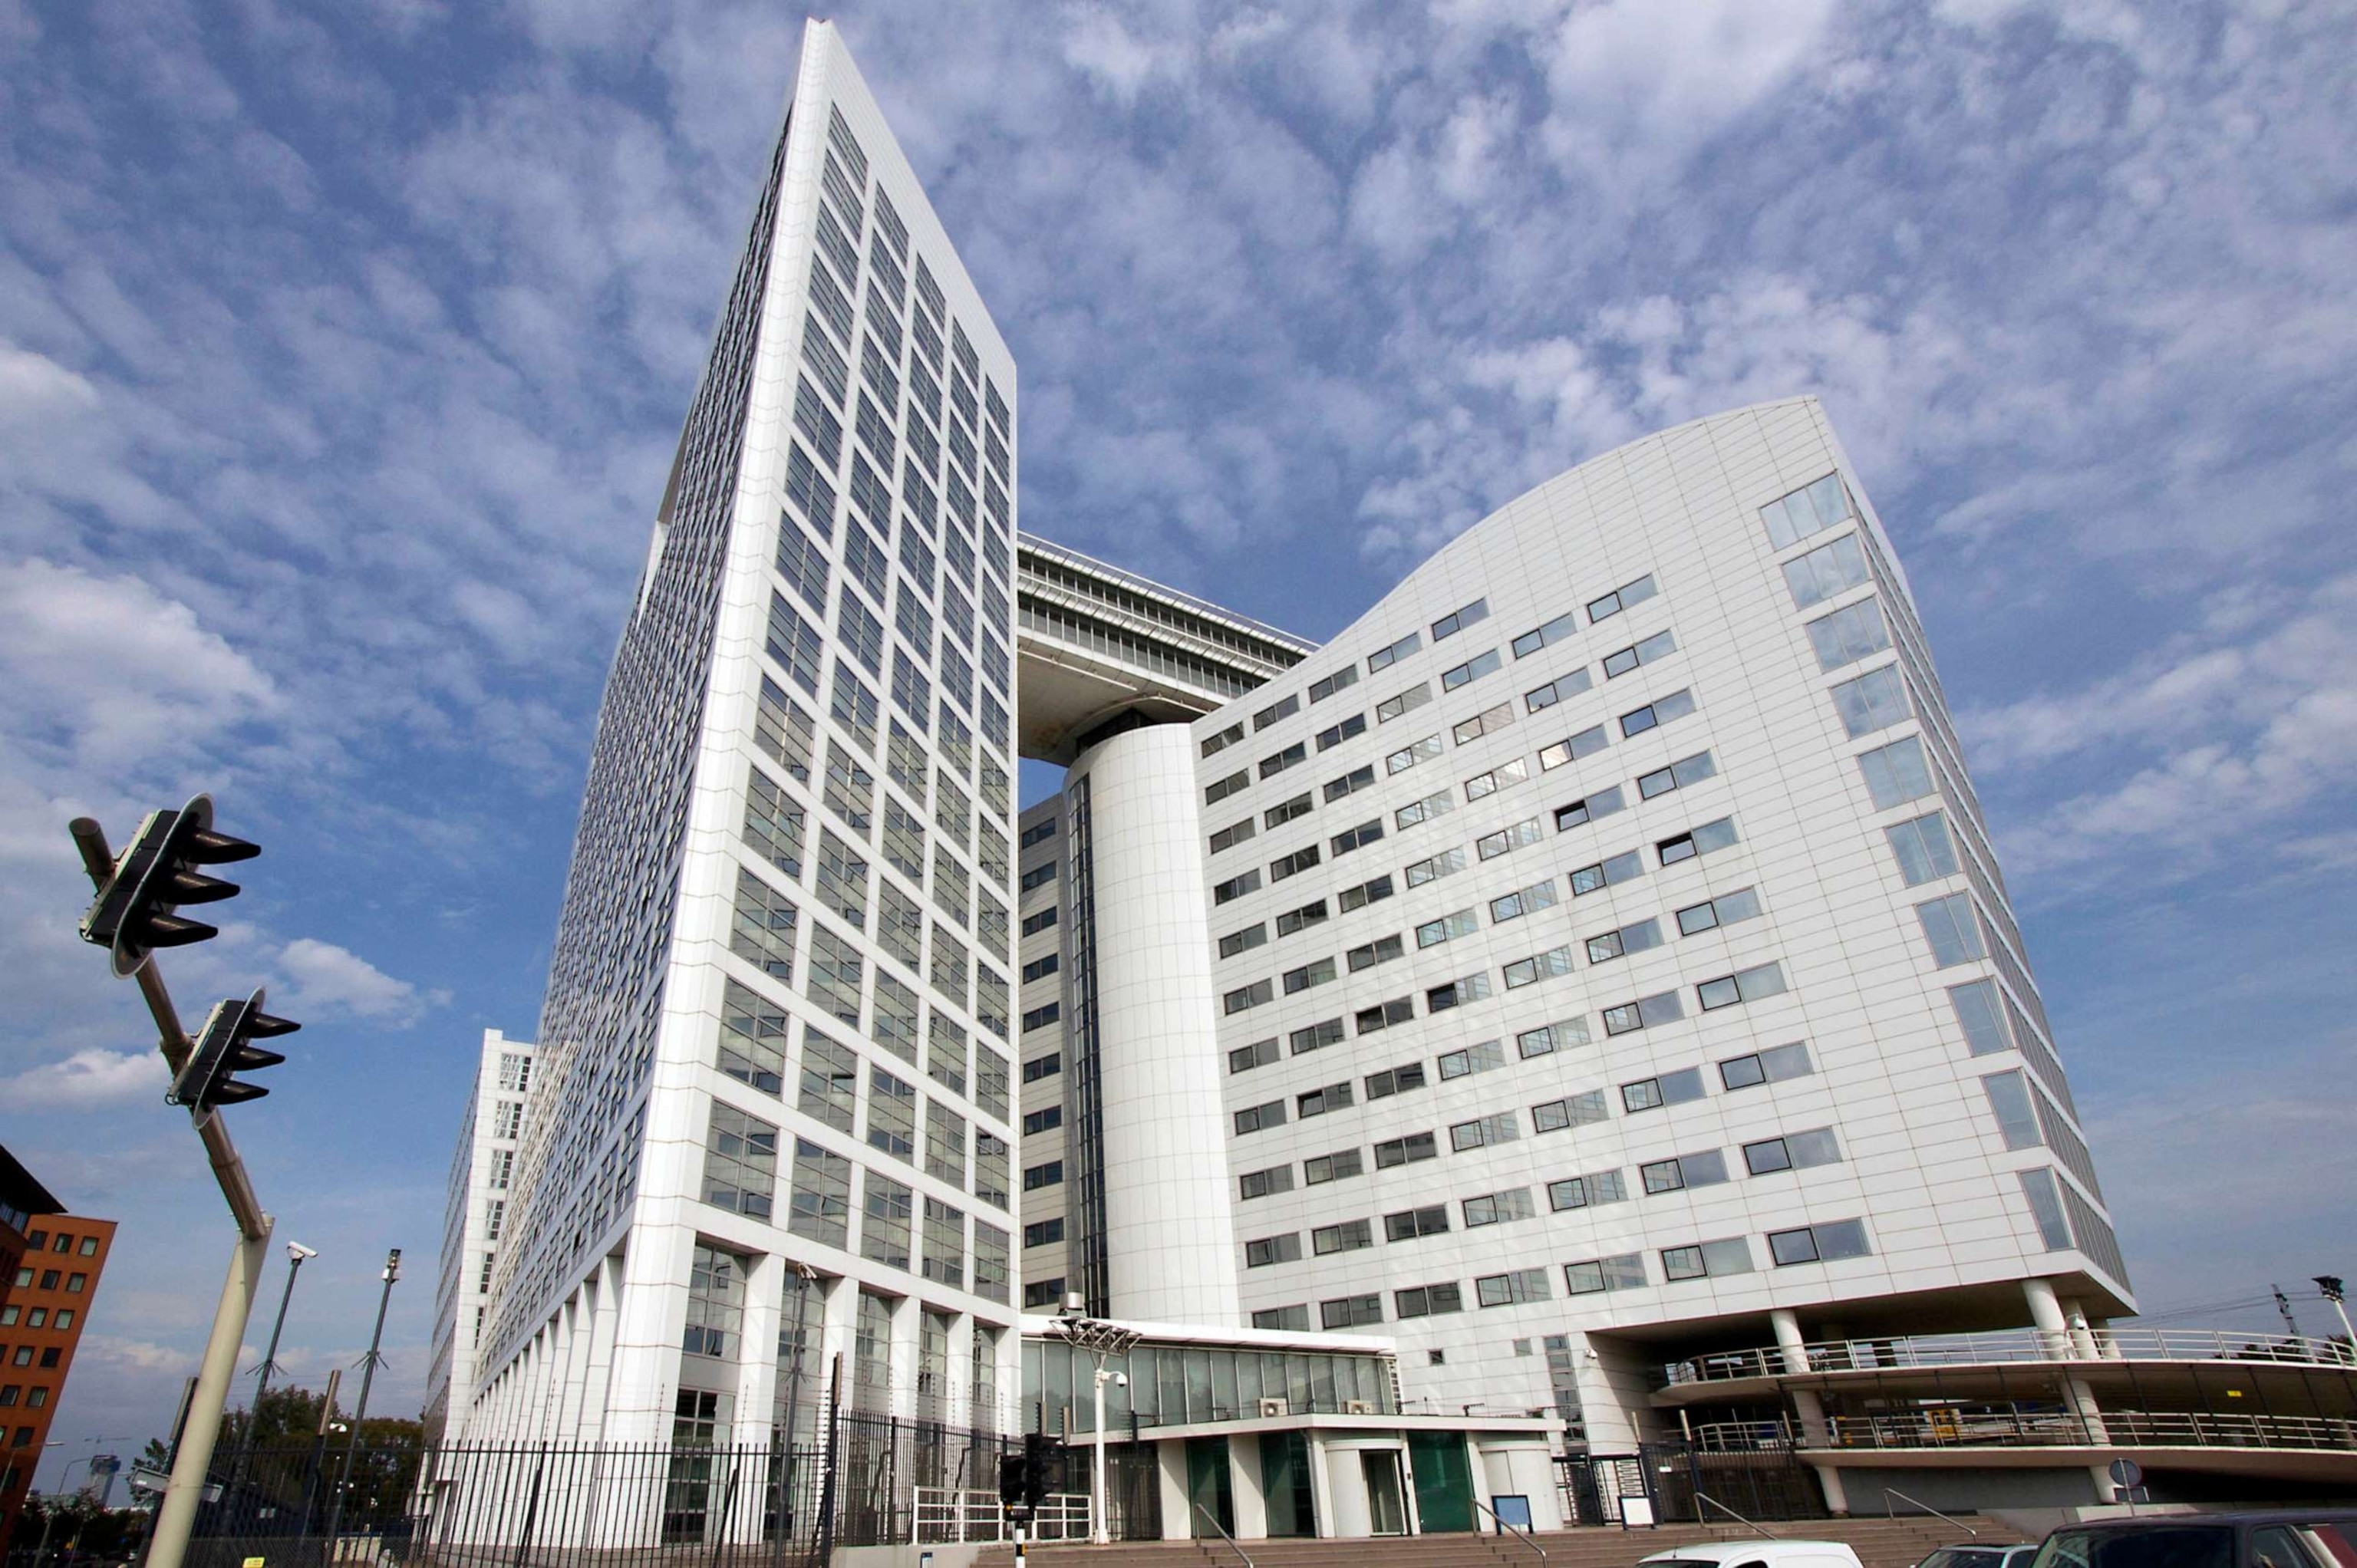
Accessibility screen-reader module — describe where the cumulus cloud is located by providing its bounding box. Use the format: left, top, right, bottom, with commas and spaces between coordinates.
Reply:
275, 937, 447, 1027
0, 1047, 169, 1108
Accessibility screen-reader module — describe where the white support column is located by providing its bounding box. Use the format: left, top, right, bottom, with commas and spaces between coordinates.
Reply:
1157, 1441, 1192, 1541
2026, 1278, 2115, 1499
1771, 1308, 1848, 1516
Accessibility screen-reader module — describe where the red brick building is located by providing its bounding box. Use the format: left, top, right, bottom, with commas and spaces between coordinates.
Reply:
0, 1145, 116, 1554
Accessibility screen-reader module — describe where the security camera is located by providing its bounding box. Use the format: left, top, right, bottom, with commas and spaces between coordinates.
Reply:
287, 1243, 318, 1262
1114, 1372, 1129, 1388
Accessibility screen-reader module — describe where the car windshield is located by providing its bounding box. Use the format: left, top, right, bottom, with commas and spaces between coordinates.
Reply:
1925, 1550, 1999, 1568
2036, 1529, 2235, 1568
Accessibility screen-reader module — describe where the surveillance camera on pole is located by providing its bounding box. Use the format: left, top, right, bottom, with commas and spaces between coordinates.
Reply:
170, 988, 298, 1126
77, 793, 259, 977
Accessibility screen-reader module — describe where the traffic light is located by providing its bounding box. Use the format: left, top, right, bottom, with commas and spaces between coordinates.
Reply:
78, 793, 259, 977
170, 987, 298, 1123
1020, 1431, 1057, 1509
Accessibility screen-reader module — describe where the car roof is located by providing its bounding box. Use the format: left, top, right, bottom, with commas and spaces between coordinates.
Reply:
2061, 1513, 2357, 1531
1640, 1544, 1863, 1563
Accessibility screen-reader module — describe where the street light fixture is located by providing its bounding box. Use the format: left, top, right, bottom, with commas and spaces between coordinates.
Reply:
1047, 1301, 1141, 1546
2317, 1276, 2355, 1363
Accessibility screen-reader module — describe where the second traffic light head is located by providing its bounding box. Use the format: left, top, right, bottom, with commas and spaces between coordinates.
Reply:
170, 987, 298, 1125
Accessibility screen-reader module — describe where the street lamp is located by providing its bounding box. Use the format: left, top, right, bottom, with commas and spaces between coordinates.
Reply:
2317, 1277, 2355, 1363
323, 1248, 400, 1552
1048, 1302, 1140, 1546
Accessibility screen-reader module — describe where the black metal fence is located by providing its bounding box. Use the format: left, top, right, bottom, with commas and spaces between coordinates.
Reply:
178, 1414, 1017, 1568
1558, 1441, 1830, 1527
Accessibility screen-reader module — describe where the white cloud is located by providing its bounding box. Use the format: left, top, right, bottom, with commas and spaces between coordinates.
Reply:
275, 937, 444, 1027
0, 1047, 168, 1108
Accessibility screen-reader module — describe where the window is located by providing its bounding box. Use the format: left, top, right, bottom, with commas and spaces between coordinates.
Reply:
1887, 810, 1960, 885
1376, 682, 1432, 723
1373, 1131, 1438, 1168
1024, 1278, 1069, 1309
1244, 1234, 1302, 1267
1255, 693, 1301, 730
1024, 1161, 1063, 1191
1268, 845, 1321, 881
1437, 1039, 1506, 1079
1259, 741, 1307, 779
1414, 910, 1477, 949
1228, 1037, 1280, 1074
1768, 1219, 1871, 1266
1264, 792, 1313, 829
1587, 917, 1663, 964
1290, 1018, 1345, 1055
1202, 721, 1244, 757
1660, 1237, 1755, 1281
1394, 788, 1455, 828
1744, 1128, 1842, 1175
1636, 747, 1715, 799
1477, 817, 1544, 860
1284, 957, 1339, 993
1366, 631, 1420, 673
1021, 906, 1059, 936
1503, 944, 1574, 990
1947, 980, 2012, 1056
1548, 1169, 1630, 1211
1386, 733, 1444, 775
1697, 961, 1789, 1011
1319, 1293, 1384, 1329
1760, 471, 1851, 549
1489, 879, 1558, 923
1622, 1067, 1706, 1112
867, 1068, 917, 1160
1525, 667, 1594, 713
1620, 687, 1696, 738
1674, 885, 1760, 934
1537, 724, 1610, 772
1208, 817, 1258, 854
2019, 1168, 2073, 1250
1305, 1148, 1364, 1184
1363, 1059, 1428, 1099
1807, 597, 1891, 670
1313, 1219, 1374, 1255
1022, 954, 1060, 983
1019, 861, 1058, 893
1475, 1269, 1550, 1307
1020, 817, 1058, 848
1023, 1052, 1063, 1082
1213, 869, 1263, 904
1603, 628, 1677, 679
1464, 756, 1531, 800
1553, 788, 1627, 835
1205, 769, 1250, 805
1564, 1253, 1648, 1295
1310, 666, 1360, 702
1252, 1305, 1311, 1331
1858, 733, 1934, 809
1918, 892, 1987, 967
860, 1172, 914, 1270
1240, 1165, 1296, 1201
1431, 598, 1488, 641
1601, 989, 1685, 1036
1833, 663, 1913, 738
1511, 609, 1579, 659
1297, 1082, 1353, 1118
1022, 1002, 1061, 1031
1656, 816, 1738, 866
1337, 874, 1395, 912
1385, 1205, 1449, 1242
1021, 1105, 1063, 1135
1403, 847, 1466, 888
1719, 1041, 1814, 1089
701, 1103, 778, 1220
1330, 819, 1385, 856
1325, 762, 1378, 802
1234, 1099, 1287, 1135
1276, 898, 1329, 937
1452, 700, 1515, 745
1394, 1282, 1465, 1318
1587, 573, 1657, 623
1024, 1217, 1066, 1247
1783, 532, 1869, 608
1983, 1069, 2042, 1149
1517, 1017, 1591, 1059
1449, 1112, 1521, 1151
1462, 1187, 1535, 1227
1221, 923, 1270, 960
1441, 647, 1502, 690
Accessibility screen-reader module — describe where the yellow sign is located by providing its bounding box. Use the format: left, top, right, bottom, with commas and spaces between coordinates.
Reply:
243, 1556, 266, 1567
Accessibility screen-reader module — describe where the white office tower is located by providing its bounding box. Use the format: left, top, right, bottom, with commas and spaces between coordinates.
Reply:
1175, 399, 2127, 1452
426, 1030, 539, 1440
452, 22, 1028, 1445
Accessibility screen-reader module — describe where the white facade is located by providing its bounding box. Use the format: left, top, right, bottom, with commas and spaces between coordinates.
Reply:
426, 1029, 537, 1439
458, 21, 1026, 1445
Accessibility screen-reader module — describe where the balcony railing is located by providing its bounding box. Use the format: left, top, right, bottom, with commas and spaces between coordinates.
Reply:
1682, 1411, 2357, 1454
1662, 1326, 2357, 1387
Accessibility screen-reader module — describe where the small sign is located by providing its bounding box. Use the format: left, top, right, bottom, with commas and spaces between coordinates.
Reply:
2108, 1458, 2144, 1489
1621, 1494, 1656, 1528
243, 1556, 267, 1568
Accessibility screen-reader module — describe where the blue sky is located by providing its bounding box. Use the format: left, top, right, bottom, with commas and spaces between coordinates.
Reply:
4, 0, 2354, 1479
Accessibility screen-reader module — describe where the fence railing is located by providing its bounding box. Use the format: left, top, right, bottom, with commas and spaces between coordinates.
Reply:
1818, 1410, 2357, 1453
1662, 1326, 2357, 1386
911, 1489, 1091, 1544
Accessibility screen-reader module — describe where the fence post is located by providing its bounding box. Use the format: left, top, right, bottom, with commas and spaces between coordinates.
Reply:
512, 1443, 547, 1568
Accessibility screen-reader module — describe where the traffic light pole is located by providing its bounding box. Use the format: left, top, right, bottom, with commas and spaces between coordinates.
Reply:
70, 819, 274, 1568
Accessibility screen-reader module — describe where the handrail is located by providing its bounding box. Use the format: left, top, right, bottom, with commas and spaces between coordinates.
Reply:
1195, 1502, 1255, 1568
1883, 1489, 1978, 1537
1660, 1326, 2357, 1386
1473, 1496, 1548, 1565
1696, 1492, 1785, 1540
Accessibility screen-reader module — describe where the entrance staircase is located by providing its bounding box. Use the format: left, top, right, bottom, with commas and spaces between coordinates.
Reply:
977, 1515, 1986, 1568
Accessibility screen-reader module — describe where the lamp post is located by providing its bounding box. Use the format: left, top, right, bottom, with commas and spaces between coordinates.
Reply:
324, 1249, 400, 1553
1048, 1306, 1140, 1546
2318, 1277, 2355, 1364
229, 1242, 315, 1503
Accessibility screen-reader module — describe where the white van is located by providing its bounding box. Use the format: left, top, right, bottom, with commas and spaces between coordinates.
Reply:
1639, 1541, 1868, 1568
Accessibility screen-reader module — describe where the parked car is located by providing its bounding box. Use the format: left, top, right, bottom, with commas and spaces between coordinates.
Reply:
1640, 1540, 1869, 1568
1918, 1543, 2040, 1568
2032, 1511, 2357, 1568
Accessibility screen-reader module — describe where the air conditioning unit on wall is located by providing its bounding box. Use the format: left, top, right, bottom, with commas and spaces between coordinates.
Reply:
1343, 1399, 1374, 1415
1258, 1397, 1291, 1418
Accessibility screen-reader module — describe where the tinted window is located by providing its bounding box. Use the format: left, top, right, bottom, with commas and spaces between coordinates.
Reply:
2037, 1529, 2233, 1568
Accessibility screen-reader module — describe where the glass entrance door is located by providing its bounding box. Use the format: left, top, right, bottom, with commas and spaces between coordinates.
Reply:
1406, 1432, 1475, 1532
1360, 1449, 1409, 1536
1186, 1436, 1235, 1538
